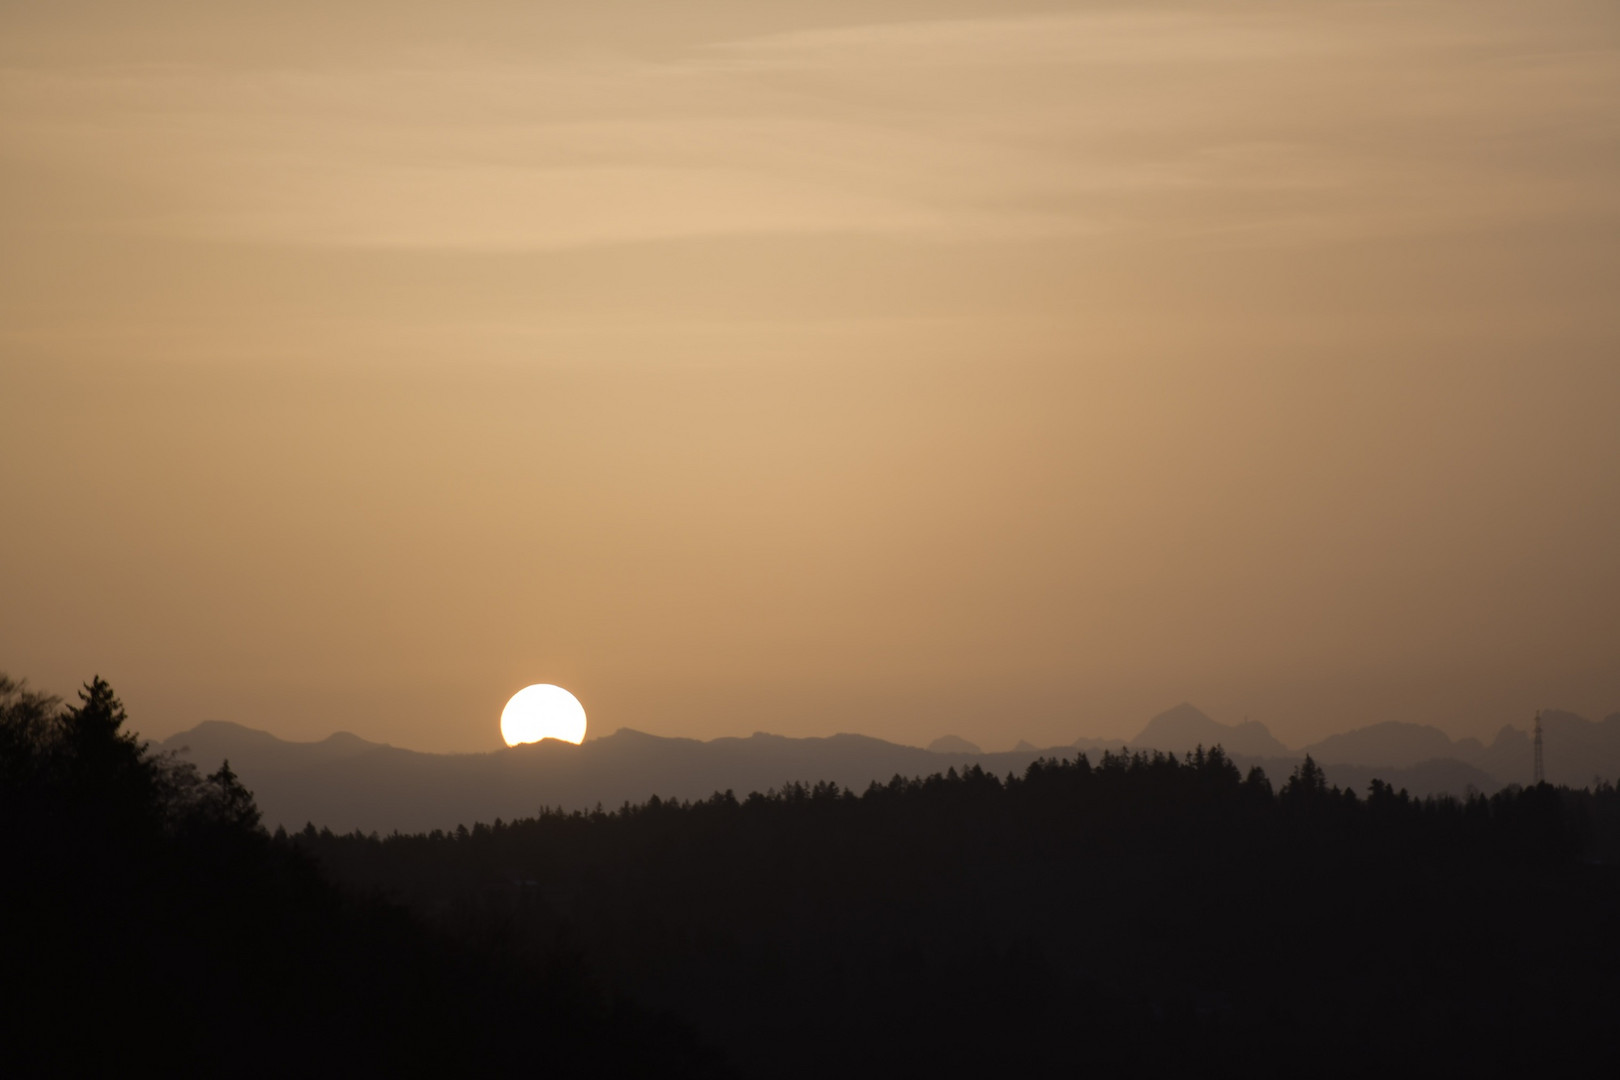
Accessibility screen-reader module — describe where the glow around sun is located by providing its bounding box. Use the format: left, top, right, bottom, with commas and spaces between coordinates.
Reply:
500, 684, 587, 747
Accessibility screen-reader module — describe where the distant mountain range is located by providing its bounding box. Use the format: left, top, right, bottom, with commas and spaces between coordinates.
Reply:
1113, 703, 1620, 789
157, 703, 1620, 835
1131, 702, 1291, 758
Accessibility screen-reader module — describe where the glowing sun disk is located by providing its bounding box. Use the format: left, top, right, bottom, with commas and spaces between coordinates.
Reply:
501, 684, 587, 746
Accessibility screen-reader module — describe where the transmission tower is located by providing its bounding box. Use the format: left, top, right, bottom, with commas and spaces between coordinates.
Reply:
1533, 710, 1544, 786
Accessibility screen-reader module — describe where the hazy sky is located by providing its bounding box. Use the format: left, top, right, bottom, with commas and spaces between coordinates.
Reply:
4, 1, 1617, 752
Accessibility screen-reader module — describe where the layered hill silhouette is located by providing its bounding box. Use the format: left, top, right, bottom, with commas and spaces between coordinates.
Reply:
158, 703, 1620, 834
1130, 702, 1290, 757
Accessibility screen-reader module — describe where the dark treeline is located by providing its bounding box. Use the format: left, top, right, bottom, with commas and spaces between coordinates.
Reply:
7, 673, 1620, 1077
298, 749, 1620, 1077
0, 675, 724, 1077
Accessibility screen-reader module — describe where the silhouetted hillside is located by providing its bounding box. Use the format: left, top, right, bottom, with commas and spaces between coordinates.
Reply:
1302, 710, 1620, 786
161, 723, 1095, 833
1489, 710, 1620, 787
166, 718, 386, 770
1305, 720, 1461, 768
0, 675, 724, 1078
163, 706, 1577, 834
1244, 754, 1499, 801
296, 748, 1620, 1079
13, 673, 1620, 1077
1130, 702, 1290, 757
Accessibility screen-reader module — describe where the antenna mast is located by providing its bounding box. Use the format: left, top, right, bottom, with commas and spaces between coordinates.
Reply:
1532, 710, 1544, 786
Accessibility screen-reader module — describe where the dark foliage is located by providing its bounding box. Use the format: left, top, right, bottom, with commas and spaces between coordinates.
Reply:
8, 670, 1618, 1077
299, 747, 1620, 1078
0, 675, 725, 1078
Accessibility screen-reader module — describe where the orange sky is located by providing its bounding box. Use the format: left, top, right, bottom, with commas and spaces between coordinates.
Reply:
4, 1, 1617, 751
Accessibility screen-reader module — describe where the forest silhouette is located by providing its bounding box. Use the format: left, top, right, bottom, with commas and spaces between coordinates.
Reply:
0, 675, 722, 1077
5, 673, 1619, 1077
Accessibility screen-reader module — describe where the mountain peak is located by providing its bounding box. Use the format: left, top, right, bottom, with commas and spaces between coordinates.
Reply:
1131, 704, 1289, 758
322, 730, 383, 751
1304, 721, 1456, 768
166, 719, 280, 744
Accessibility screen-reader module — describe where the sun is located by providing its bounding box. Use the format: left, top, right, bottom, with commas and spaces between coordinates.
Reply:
500, 684, 587, 747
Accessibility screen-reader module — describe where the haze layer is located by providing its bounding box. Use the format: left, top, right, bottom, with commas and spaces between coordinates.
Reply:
3, 1, 1617, 750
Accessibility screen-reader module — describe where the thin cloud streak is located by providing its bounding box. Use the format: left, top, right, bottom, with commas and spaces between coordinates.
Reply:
5, 2, 1615, 251
2, 2, 1617, 751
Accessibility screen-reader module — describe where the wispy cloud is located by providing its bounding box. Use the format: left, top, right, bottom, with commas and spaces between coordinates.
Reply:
4, 2, 1616, 251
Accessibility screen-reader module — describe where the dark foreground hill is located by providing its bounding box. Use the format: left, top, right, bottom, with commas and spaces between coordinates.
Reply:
299, 751, 1620, 1079
0, 675, 725, 1078
10, 673, 1620, 1078
158, 704, 1604, 834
